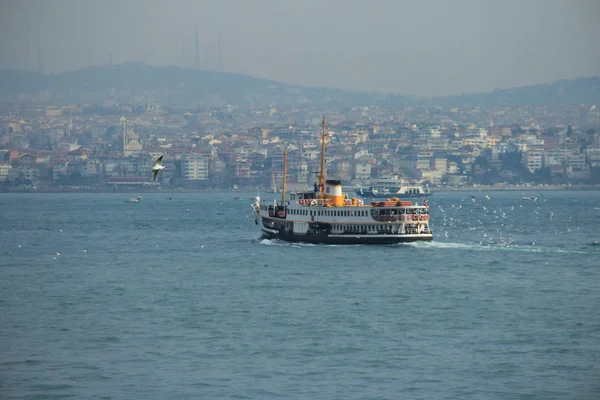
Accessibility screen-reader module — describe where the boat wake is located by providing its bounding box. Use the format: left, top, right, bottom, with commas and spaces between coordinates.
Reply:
404, 240, 588, 254
256, 238, 317, 247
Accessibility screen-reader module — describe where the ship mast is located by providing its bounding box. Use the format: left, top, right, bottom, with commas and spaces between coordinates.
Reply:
318, 115, 326, 192
281, 146, 287, 204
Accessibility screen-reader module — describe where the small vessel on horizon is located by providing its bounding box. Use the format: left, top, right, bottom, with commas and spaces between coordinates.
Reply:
126, 196, 142, 203
356, 177, 432, 199
522, 196, 538, 201
252, 117, 433, 245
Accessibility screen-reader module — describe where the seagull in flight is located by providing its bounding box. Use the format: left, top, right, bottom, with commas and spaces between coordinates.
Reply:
152, 155, 167, 181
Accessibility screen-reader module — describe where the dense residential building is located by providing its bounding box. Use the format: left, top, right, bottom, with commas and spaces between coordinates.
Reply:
182, 153, 209, 181
0, 100, 599, 190
522, 148, 544, 172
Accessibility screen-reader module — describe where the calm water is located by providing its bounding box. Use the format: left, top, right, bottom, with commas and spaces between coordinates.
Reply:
1, 191, 599, 399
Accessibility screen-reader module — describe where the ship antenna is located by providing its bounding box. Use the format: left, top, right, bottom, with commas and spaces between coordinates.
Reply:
319, 115, 326, 192
281, 146, 287, 204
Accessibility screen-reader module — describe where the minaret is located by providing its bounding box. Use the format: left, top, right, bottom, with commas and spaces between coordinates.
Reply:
121, 117, 127, 156
67, 115, 73, 136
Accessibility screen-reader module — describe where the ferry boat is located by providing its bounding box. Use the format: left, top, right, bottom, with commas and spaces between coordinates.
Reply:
356, 178, 432, 199
252, 117, 433, 245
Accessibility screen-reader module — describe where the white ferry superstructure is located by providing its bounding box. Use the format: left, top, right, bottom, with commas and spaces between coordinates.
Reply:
356, 178, 432, 199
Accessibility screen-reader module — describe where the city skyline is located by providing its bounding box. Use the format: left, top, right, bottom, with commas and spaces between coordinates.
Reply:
1, 0, 599, 97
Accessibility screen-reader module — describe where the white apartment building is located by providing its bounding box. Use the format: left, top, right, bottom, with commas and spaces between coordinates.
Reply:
182, 154, 209, 180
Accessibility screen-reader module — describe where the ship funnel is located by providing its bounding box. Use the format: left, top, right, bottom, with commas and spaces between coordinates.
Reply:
325, 179, 344, 206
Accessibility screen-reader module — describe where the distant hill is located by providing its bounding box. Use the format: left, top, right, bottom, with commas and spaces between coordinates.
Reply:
0, 62, 406, 107
0, 63, 598, 107
428, 77, 600, 108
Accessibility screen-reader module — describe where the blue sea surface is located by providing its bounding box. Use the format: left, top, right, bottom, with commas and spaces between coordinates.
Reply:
1, 190, 599, 399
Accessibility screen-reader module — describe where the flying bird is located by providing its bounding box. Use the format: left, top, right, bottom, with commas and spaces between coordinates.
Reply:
152, 155, 167, 181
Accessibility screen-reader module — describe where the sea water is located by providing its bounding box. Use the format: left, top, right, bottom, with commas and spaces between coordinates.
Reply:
1, 191, 599, 399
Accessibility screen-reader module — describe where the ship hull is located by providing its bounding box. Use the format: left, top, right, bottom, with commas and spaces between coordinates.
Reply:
260, 227, 432, 245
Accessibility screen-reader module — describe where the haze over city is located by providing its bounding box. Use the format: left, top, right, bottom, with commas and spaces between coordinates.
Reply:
1, 0, 600, 97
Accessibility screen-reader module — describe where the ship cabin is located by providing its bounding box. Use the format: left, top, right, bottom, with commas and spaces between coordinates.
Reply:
287, 179, 363, 207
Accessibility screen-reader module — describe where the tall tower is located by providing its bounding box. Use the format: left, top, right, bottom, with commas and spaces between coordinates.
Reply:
194, 24, 200, 69
217, 26, 223, 71
24, 20, 31, 71
36, 47, 43, 74
181, 41, 186, 67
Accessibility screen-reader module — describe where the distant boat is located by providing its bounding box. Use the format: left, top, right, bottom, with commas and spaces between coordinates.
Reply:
126, 196, 142, 203
356, 178, 432, 199
522, 196, 538, 201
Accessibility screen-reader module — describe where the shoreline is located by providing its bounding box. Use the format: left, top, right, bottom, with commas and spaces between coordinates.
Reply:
1, 184, 599, 194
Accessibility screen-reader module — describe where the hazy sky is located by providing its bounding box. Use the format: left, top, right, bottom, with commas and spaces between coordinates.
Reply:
1, 0, 599, 96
